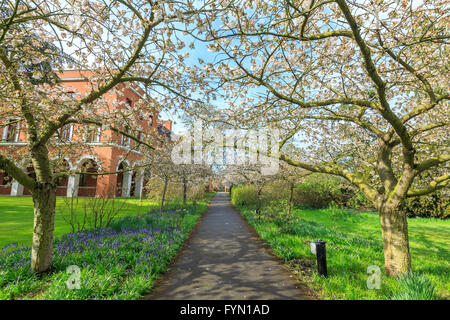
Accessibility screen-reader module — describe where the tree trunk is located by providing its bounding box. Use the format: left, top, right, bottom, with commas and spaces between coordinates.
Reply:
182, 177, 187, 206
31, 183, 57, 273
288, 182, 294, 216
257, 187, 263, 212
379, 203, 411, 277
160, 177, 168, 213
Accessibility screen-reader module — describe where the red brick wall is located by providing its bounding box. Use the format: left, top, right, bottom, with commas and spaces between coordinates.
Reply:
0, 71, 162, 198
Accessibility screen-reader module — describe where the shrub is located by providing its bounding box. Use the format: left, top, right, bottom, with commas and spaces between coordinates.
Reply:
188, 184, 207, 208
391, 273, 440, 300
259, 200, 286, 223
402, 192, 449, 219
231, 185, 259, 207
61, 196, 126, 232
346, 190, 372, 210
293, 174, 354, 209
145, 176, 183, 202
231, 176, 373, 211
261, 180, 290, 202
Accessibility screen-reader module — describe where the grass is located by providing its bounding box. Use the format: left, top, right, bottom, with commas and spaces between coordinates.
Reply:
0, 193, 215, 300
234, 203, 449, 300
0, 196, 177, 247
391, 272, 441, 300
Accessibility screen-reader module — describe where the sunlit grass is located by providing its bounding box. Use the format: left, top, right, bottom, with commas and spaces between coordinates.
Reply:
236, 205, 449, 300
0, 193, 215, 300
0, 196, 160, 247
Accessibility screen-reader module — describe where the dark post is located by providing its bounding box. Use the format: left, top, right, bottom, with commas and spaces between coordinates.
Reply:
315, 240, 327, 277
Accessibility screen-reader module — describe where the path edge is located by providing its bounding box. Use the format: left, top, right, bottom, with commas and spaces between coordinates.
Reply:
141, 194, 215, 300
227, 194, 319, 300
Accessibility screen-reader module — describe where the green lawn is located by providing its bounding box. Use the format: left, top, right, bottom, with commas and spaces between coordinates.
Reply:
235, 204, 450, 300
0, 196, 177, 247
0, 193, 215, 300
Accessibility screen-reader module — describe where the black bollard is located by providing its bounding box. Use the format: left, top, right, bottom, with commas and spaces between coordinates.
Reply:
314, 240, 327, 277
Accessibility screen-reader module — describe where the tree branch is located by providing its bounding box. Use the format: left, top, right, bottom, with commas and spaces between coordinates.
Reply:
0, 153, 35, 192
407, 174, 449, 197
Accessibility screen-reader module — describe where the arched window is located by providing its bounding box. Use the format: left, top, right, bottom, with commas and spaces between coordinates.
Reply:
55, 160, 70, 196
78, 159, 98, 197
79, 172, 87, 187
79, 161, 97, 187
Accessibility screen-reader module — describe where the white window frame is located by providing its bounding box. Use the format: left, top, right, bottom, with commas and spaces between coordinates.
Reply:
1, 125, 8, 141
2, 120, 20, 142
61, 124, 73, 142
121, 127, 131, 147
85, 125, 101, 143
94, 126, 101, 143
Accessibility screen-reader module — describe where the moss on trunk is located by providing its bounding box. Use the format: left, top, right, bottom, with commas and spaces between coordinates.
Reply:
379, 204, 411, 277
30, 183, 57, 273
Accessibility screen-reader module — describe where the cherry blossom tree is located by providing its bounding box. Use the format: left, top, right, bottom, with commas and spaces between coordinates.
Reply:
176, 163, 213, 205
275, 160, 311, 216
192, 0, 449, 276
143, 132, 181, 213
0, 0, 214, 272
143, 131, 213, 211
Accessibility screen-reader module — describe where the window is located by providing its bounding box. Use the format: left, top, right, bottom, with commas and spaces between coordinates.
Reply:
120, 126, 131, 146
79, 172, 87, 187
6, 124, 17, 142
149, 115, 153, 127
2, 121, 20, 142
60, 124, 73, 142
79, 160, 97, 187
135, 131, 143, 151
85, 125, 101, 143
125, 98, 132, 108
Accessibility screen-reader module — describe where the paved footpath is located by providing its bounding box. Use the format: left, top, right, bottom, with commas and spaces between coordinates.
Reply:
145, 192, 316, 300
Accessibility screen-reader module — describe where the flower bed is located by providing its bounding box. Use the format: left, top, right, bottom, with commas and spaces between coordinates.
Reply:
0, 206, 208, 300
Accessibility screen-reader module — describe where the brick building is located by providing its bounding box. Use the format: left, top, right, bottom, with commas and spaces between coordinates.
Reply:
0, 70, 171, 198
